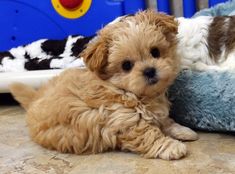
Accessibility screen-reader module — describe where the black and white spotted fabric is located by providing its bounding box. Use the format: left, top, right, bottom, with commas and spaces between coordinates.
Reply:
0, 35, 95, 72
0, 15, 131, 72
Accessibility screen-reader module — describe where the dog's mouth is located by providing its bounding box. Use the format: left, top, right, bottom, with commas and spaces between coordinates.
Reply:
146, 77, 158, 85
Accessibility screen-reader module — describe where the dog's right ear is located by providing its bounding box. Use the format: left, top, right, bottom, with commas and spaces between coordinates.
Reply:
80, 32, 110, 78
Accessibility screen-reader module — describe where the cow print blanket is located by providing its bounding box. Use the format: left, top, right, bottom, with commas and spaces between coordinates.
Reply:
0, 35, 95, 72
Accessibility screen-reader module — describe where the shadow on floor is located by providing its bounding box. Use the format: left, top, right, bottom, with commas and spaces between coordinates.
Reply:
0, 93, 19, 105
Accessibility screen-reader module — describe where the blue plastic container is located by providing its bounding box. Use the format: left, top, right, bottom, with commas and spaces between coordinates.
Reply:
156, 0, 228, 18
0, 0, 145, 51
183, 0, 196, 18
157, 0, 171, 14
209, 0, 227, 7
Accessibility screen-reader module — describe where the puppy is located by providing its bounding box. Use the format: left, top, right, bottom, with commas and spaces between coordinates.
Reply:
177, 16, 235, 71
10, 10, 198, 160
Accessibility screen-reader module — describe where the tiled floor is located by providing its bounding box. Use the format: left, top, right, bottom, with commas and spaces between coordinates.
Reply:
0, 106, 234, 174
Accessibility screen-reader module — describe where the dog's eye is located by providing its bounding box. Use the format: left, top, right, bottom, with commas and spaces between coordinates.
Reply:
150, 47, 160, 58
122, 60, 134, 71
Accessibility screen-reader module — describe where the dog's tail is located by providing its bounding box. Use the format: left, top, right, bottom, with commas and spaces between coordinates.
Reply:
9, 83, 37, 110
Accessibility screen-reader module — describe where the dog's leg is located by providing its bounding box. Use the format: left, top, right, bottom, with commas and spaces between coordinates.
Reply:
82, 88, 138, 108
162, 118, 198, 141
118, 120, 187, 160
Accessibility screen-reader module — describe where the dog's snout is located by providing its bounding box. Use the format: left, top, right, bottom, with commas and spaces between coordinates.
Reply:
143, 67, 156, 78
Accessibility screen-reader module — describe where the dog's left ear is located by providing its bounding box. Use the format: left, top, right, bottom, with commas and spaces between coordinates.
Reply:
155, 13, 178, 35
154, 12, 178, 44
80, 32, 110, 78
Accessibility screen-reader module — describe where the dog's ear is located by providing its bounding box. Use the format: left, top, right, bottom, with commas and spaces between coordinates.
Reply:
155, 13, 178, 35
156, 13, 178, 43
80, 33, 110, 78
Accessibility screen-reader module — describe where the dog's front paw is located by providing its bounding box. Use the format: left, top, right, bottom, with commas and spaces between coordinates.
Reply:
124, 100, 138, 107
165, 123, 198, 141
121, 95, 138, 108
158, 138, 187, 160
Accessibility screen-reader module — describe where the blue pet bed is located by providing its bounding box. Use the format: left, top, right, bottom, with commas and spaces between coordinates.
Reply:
193, 0, 235, 17
169, 70, 235, 132
169, 1, 235, 132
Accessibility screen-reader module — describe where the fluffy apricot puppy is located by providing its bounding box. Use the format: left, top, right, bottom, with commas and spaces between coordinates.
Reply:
10, 10, 198, 160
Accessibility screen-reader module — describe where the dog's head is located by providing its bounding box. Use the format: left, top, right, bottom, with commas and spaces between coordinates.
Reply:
81, 10, 179, 98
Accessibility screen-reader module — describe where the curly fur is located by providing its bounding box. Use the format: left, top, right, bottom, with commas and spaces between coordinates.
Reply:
10, 10, 197, 160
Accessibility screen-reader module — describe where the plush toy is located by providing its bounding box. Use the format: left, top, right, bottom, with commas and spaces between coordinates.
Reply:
0, 35, 94, 72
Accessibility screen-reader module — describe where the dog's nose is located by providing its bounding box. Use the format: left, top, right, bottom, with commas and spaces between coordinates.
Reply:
143, 67, 156, 78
